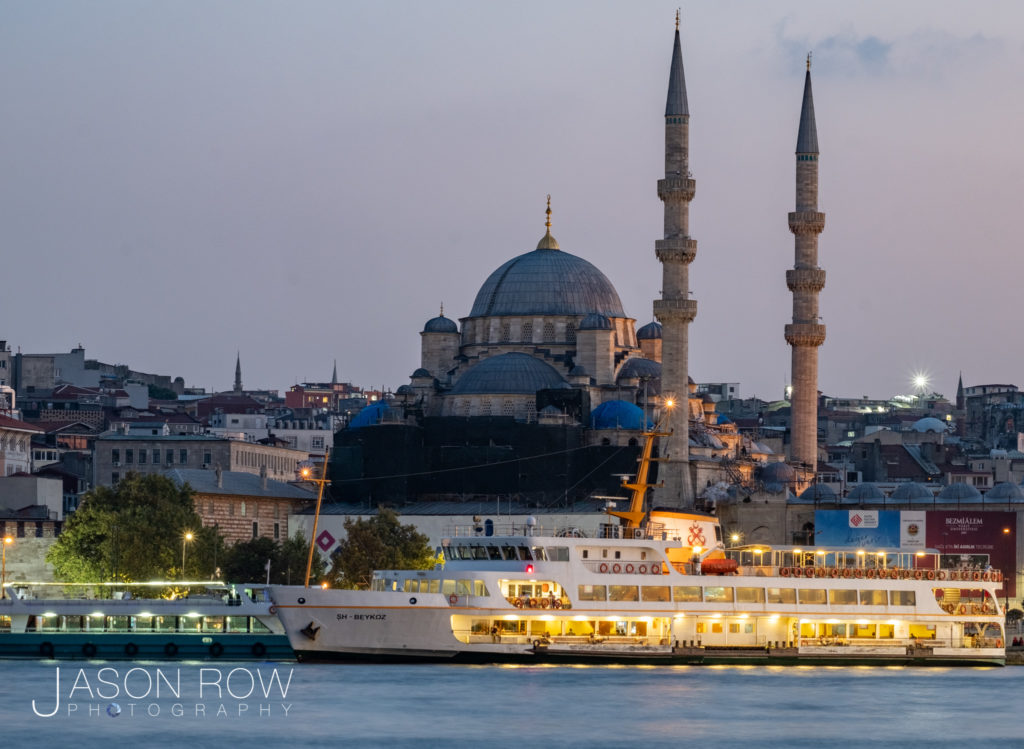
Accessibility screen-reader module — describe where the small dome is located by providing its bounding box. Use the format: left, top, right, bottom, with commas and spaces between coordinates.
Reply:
590, 400, 648, 430
449, 353, 565, 395
760, 462, 796, 484
395, 384, 414, 395
937, 483, 983, 502
569, 365, 588, 376
617, 357, 661, 381
797, 483, 838, 502
579, 313, 612, 331
349, 401, 390, 429
423, 315, 458, 334
846, 482, 886, 501
890, 482, 934, 501
636, 321, 662, 340
986, 482, 1024, 500
411, 368, 432, 378
716, 413, 732, 425
911, 417, 947, 434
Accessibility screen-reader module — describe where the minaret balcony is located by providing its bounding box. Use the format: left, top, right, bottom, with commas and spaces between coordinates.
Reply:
786, 268, 826, 293
788, 211, 825, 235
658, 177, 696, 202
654, 298, 697, 323
655, 238, 697, 264
784, 323, 826, 347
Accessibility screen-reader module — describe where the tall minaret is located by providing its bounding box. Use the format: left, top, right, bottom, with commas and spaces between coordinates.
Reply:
652, 13, 696, 508
234, 352, 243, 394
785, 55, 826, 472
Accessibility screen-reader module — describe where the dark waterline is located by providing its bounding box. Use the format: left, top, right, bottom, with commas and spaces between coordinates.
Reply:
1, 660, 1020, 747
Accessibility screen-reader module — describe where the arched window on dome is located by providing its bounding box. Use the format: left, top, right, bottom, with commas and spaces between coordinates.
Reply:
543, 322, 555, 343
521, 321, 533, 343
566, 323, 576, 343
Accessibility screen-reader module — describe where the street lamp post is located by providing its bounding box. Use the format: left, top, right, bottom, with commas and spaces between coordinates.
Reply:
1003, 527, 1012, 613
1, 536, 12, 599
182, 531, 194, 581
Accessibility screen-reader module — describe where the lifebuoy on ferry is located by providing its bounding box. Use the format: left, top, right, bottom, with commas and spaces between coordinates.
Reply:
973, 571, 982, 582
866, 569, 875, 579
972, 604, 980, 615
529, 598, 538, 608
448, 593, 459, 605
926, 570, 935, 580
780, 567, 791, 577
841, 569, 851, 578
831, 568, 840, 578
651, 565, 661, 575
514, 598, 524, 608
541, 598, 551, 608
914, 570, 923, 580
612, 564, 622, 574
599, 563, 609, 573
269, 605, 278, 615
937, 570, 947, 580
959, 604, 967, 615
982, 572, 991, 582
638, 565, 648, 575
625, 564, 635, 574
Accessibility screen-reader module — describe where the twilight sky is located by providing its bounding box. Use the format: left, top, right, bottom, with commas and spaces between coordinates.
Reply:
2, 1, 1023, 401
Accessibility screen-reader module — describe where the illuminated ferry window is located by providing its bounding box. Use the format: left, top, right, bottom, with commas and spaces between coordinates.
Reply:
766, 588, 796, 604
473, 580, 489, 596
703, 587, 734, 603
226, 616, 248, 633
153, 616, 175, 631
428, 579, 440, 594
854, 622, 878, 638
673, 586, 701, 602
890, 590, 916, 606
456, 580, 473, 595
252, 618, 271, 633
0, 615, 10, 631
442, 580, 456, 595
735, 587, 765, 603
578, 585, 607, 601
729, 622, 740, 634
403, 580, 417, 593
829, 589, 857, 605
204, 616, 226, 633
798, 589, 826, 604
859, 589, 887, 606
64, 615, 86, 631
608, 585, 639, 602
641, 586, 671, 602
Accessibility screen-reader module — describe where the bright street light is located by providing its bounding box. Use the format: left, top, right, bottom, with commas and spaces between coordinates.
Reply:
181, 531, 194, 580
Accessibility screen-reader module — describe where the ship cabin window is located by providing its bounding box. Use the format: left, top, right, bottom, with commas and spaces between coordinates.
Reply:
703, 587, 733, 603
766, 587, 796, 604
546, 547, 570, 561
735, 587, 765, 603
602, 549, 608, 559
798, 589, 827, 604
500, 545, 518, 560
531, 547, 546, 561
641, 585, 670, 602
470, 546, 488, 560
829, 589, 857, 605
673, 586, 701, 602
860, 589, 887, 606
890, 590, 916, 606
608, 585, 639, 602
0, 615, 11, 631
582, 550, 588, 559
487, 546, 502, 561
578, 584, 606, 601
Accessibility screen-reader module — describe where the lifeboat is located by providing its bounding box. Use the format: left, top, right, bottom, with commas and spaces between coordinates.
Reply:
700, 558, 739, 575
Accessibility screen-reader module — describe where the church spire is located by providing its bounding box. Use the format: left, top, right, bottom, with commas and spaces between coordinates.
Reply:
796, 53, 819, 154
234, 352, 243, 393
665, 13, 689, 117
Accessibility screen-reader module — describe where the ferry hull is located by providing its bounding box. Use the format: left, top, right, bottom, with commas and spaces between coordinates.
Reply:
0, 633, 293, 661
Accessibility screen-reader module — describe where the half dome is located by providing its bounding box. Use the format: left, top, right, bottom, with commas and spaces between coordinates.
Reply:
449, 353, 566, 395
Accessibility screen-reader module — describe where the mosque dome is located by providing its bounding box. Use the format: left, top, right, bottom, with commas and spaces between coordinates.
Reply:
986, 482, 1024, 501
469, 249, 625, 318
590, 400, 648, 430
796, 483, 838, 503
890, 482, 934, 502
423, 314, 458, 334
636, 321, 662, 340
760, 462, 796, 485
911, 417, 947, 433
617, 358, 661, 381
349, 401, 390, 429
937, 483, 983, 502
579, 313, 612, 330
449, 353, 565, 395
846, 483, 886, 502
411, 368, 432, 378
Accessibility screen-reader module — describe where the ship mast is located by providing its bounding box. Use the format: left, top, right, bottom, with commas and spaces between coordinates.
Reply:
606, 401, 675, 528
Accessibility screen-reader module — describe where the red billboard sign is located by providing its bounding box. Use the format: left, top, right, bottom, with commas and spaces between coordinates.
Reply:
925, 511, 1016, 598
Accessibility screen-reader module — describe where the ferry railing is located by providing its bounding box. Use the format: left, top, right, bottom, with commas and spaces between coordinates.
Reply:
443, 523, 590, 538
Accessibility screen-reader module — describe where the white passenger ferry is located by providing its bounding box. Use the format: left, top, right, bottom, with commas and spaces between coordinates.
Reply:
0, 582, 292, 660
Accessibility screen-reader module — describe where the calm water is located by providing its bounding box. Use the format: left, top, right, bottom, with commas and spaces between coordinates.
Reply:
1, 659, 1020, 747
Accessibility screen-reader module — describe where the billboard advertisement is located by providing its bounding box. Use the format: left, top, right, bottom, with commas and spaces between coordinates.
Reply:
925, 511, 1016, 599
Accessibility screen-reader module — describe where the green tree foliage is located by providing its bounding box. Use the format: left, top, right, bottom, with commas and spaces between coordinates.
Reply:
219, 533, 326, 585
326, 508, 435, 589
47, 473, 206, 584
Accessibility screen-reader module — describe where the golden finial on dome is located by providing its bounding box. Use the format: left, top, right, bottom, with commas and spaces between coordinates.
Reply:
536, 194, 559, 250
545, 194, 552, 230
675, 8, 680, 31
439, 303, 444, 317
807, 51, 812, 71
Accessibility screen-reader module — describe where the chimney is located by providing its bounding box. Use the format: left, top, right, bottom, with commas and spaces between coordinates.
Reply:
215, 464, 223, 488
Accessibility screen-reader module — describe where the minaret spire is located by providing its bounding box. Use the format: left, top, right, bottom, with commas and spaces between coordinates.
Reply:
653, 17, 697, 508
332, 359, 338, 385
234, 352, 243, 394
785, 57, 826, 472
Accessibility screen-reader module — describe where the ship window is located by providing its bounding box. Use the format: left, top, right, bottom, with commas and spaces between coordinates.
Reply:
711, 622, 723, 634
203, 616, 225, 633
890, 590, 916, 606
456, 579, 472, 595
729, 623, 740, 634
703, 587, 734, 603
673, 586, 701, 602
582, 550, 588, 559
474, 580, 488, 596
532, 547, 546, 561
614, 551, 621, 560
608, 585, 639, 602
518, 546, 533, 560
442, 580, 456, 595
735, 587, 765, 603
251, 618, 271, 633
766, 588, 796, 604
428, 579, 440, 594
829, 589, 857, 605
602, 549, 608, 559
153, 616, 175, 632
471, 546, 487, 560
798, 589, 827, 604
641, 585, 670, 602
403, 580, 417, 593
226, 617, 249, 633
546, 547, 569, 562
487, 546, 502, 561
0, 615, 9, 632
501, 545, 517, 560
859, 589, 887, 606
577, 585, 607, 601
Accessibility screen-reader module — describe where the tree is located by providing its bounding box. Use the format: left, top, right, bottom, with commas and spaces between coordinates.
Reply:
47, 473, 205, 585
326, 508, 435, 589
219, 533, 326, 584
